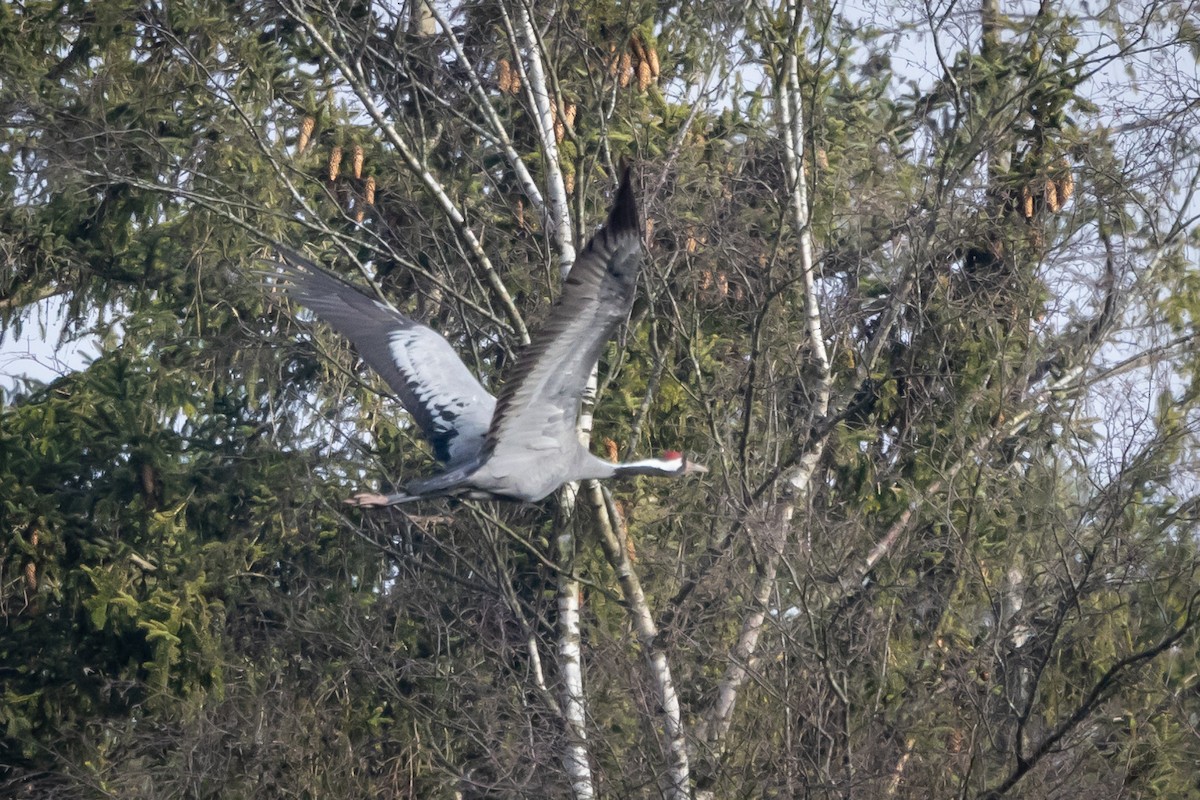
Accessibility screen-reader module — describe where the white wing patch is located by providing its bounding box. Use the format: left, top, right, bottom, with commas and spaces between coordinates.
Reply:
388, 330, 494, 463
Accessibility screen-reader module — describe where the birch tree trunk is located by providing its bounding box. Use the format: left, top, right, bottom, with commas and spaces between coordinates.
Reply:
695, 2, 831, 785
589, 483, 691, 799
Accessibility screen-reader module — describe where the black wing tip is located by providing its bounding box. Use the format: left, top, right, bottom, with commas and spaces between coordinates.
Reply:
606, 166, 640, 236
253, 244, 312, 279
263, 244, 321, 273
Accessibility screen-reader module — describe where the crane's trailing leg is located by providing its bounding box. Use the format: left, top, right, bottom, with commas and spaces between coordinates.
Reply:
259, 168, 708, 506
347, 491, 412, 507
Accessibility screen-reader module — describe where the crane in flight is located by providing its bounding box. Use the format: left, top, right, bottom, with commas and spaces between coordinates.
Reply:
263, 169, 706, 506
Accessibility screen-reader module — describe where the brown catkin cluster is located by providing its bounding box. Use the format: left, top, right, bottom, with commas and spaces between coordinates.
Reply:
497, 59, 521, 95
609, 33, 660, 92
328, 146, 342, 181
1018, 158, 1075, 221
298, 116, 315, 154
551, 103, 577, 142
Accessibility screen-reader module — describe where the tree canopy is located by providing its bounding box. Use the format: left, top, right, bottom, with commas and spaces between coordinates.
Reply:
3, 0, 1200, 797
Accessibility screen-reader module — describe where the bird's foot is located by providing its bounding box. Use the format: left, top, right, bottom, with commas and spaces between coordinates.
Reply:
345, 492, 391, 508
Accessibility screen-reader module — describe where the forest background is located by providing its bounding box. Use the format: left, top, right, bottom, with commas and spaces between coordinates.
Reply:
3, 0, 1200, 797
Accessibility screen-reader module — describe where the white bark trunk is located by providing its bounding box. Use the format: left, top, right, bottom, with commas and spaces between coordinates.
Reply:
554, 496, 595, 800
284, 3, 530, 343
423, 3, 548, 218
697, 0, 832, 763
496, 13, 594, 792
505, 4, 576, 277
591, 484, 691, 800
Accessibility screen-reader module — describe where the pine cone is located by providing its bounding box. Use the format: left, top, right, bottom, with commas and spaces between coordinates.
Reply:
498, 59, 513, 94
647, 46, 660, 78
298, 116, 315, 154
637, 60, 652, 91
629, 33, 648, 64
328, 146, 343, 181
553, 104, 564, 142
1045, 180, 1061, 213
1055, 159, 1074, 205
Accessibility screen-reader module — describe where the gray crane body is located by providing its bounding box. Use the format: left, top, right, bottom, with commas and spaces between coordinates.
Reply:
261, 170, 705, 506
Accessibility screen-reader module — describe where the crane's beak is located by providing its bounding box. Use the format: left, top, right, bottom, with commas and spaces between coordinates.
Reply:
682, 457, 709, 475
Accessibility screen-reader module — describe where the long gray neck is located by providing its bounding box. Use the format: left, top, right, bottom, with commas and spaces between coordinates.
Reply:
575, 452, 677, 481
574, 452, 621, 481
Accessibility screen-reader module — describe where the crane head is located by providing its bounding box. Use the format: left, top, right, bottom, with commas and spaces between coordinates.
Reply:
660, 450, 709, 475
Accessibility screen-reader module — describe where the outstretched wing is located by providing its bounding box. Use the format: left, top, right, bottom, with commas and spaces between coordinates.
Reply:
484, 170, 642, 469
262, 249, 495, 466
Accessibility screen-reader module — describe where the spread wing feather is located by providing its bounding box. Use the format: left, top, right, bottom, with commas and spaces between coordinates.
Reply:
261, 249, 495, 466
483, 171, 642, 473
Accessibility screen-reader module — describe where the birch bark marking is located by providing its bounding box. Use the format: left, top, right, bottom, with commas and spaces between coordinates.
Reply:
505, 4, 575, 277
697, 0, 832, 773
423, 3, 548, 219
589, 484, 692, 800
556, 482, 595, 800
283, 2, 530, 343
500, 9, 595, 793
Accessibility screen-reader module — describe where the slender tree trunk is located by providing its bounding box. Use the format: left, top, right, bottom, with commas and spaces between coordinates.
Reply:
554, 486, 595, 800
696, 1, 832, 784
589, 484, 691, 799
